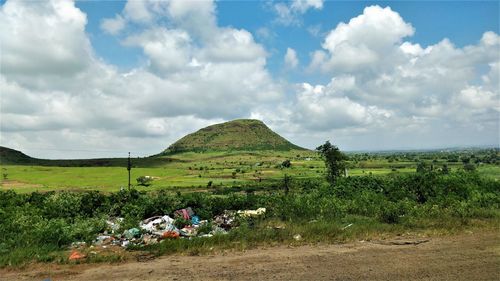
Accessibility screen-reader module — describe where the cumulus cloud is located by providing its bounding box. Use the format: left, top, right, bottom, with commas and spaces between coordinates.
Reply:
310, 6, 414, 73
273, 0, 324, 26
0, 0, 91, 77
264, 5, 498, 149
1, 1, 497, 156
0, 0, 282, 158
284, 48, 299, 69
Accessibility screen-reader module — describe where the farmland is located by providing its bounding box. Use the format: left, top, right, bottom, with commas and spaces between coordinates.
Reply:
1, 148, 498, 193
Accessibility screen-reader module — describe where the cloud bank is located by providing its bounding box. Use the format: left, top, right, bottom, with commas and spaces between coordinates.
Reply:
0, 1, 498, 158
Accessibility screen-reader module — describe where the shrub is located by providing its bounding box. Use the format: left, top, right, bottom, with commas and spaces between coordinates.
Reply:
137, 176, 153, 186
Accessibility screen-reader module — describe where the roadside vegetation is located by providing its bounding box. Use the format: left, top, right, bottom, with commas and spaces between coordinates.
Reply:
0, 166, 498, 267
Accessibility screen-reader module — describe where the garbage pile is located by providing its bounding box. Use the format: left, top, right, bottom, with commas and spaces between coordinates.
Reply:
90, 207, 266, 248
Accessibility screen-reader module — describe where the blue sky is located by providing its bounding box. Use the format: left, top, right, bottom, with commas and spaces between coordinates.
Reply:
1, 0, 499, 158
77, 1, 499, 81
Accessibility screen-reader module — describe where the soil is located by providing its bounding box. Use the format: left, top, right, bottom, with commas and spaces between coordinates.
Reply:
2, 230, 499, 281
0, 180, 42, 189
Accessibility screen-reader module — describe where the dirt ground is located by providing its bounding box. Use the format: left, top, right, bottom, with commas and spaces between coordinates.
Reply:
2, 230, 499, 281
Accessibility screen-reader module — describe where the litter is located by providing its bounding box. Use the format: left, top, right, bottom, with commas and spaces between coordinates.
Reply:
214, 211, 236, 230
105, 217, 123, 234
174, 207, 194, 220
191, 215, 201, 225
293, 234, 302, 241
71, 241, 86, 248
89, 207, 264, 250
124, 228, 141, 239
162, 231, 180, 239
237, 208, 266, 217
140, 215, 175, 233
68, 250, 86, 261
342, 223, 353, 230
180, 226, 197, 237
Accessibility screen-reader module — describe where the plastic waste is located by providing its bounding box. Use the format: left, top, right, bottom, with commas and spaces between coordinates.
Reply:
214, 211, 236, 230
69, 250, 86, 260
140, 215, 175, 233
237, 208, 266, 217
191, 215, 200, 225
174, 207, 194, 220
179, 226, 197, 237
124, 228, 141, 239
162, 231, 180, 239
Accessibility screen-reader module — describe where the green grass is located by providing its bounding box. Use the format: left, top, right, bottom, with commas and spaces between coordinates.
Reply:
1, 149, 498, 193
476, 165, 500, 180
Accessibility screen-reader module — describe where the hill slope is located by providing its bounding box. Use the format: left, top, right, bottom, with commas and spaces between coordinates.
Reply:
0, 146, 37, 165
164, 119, 305, 153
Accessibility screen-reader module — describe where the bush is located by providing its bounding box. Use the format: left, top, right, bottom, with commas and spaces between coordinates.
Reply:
137, 176, 153, 186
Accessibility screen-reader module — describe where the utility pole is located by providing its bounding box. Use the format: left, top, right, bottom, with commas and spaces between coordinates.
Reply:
127, 152, 131, 190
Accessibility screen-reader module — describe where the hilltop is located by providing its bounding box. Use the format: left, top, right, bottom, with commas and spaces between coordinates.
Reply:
164, 119, 305, 154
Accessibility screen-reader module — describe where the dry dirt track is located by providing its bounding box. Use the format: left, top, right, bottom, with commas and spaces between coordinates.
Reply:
2, 231, 499, 281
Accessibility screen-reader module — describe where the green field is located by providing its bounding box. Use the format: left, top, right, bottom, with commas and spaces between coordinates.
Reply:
1, 149, 498, 193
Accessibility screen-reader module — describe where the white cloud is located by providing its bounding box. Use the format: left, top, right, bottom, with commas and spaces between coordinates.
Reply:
100, 14, 126, 35
1, 1, 498, 156
0, 0, 282, 158
291, 0, 324, 13
123, 28, 192, 74
457, 86, 498, 109
312, 5, 414, 73
284, 48, 299, 69
0, 0, 91, 77
273, 0, 324, 26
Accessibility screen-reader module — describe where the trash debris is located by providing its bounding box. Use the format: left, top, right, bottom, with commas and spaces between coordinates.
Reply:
214, 211, 236, 230
89, 207, 263, 249
140, 215, 175, 234
293, 234, 302, 241
124, 228, 141, 239
191, 215, 200, 225
71, 241, 86, 248
105, 217, 123, 234
237, 208, 266, 218
68, 250, 86, 261
162, 231, 180, 239
179, 226, 198, 237
174, 207, 194, 220
342, 223, 353, 230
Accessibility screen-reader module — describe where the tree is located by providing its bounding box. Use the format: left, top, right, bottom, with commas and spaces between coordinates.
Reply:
316, 141, 348, 185
416, 161, 428, 173
463, 162, 476, 172
441, 164, 450, 174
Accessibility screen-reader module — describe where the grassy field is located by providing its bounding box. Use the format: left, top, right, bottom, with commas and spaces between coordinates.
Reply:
1, 149, 498, 193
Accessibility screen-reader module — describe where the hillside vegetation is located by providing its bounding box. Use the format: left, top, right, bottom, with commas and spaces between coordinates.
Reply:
0, 147, 36, 165
164, 119, 304, 153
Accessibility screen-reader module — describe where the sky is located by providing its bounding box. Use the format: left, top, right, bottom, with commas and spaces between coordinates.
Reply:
0, 0, 499, 159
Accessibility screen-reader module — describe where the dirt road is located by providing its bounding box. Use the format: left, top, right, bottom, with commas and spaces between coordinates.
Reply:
2, 231, 499, 281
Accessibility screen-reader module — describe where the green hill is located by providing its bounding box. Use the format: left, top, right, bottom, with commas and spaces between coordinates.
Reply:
164, 119, 305, 154
0, 146, 37, 165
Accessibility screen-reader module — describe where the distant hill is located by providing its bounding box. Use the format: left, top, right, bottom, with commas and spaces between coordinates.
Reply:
164, 119, 305, 154
0, 146, 168, 167
0, 146, 37, 165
